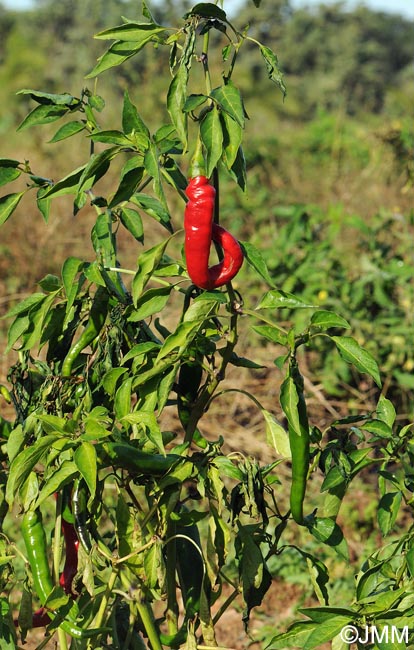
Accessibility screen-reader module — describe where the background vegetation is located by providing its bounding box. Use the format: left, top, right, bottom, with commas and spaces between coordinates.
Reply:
1, 0, 413, 647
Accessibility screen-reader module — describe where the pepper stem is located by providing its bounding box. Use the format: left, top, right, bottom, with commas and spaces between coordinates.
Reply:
189, 134, 206, 178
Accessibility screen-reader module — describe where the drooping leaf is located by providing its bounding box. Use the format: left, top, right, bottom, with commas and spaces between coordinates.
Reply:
0, 192, 25, 226
49, 120, 85, 143
257, 289, 314, 310
377, 491, 402, 537
241, 241, 275, 287
122, 89, 150, 137
17, 104, 69, 131
130, 192, 171, 232
259, 44, 287, 97
93, 22, 165, 42
119, 207, 144, 242
332, 336, 382, 388
200, 106, 223, 178
211, 81, 245, 127
310, 310, 351, 330
184, 3, 227, 22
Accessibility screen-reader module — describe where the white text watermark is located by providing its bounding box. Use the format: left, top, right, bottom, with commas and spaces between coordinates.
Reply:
340, 624, 408, 645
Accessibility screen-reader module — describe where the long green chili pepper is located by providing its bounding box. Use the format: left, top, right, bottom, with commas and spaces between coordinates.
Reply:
101, 442, 186, 477
283, 358, 310, 525
22, 509, 107, 639
177, 358, 203, 430
72, 478, 94, 553
61, 285, 109, 377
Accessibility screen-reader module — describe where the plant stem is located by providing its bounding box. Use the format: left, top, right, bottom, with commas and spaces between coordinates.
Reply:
89, 567, 117, 646
202, 30, 212, 96
212, 586, 240, 625
165, 518, 179, 639
134, 595, 163, 650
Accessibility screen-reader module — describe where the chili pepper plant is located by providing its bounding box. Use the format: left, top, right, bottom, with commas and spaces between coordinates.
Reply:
1, 2, 414, 649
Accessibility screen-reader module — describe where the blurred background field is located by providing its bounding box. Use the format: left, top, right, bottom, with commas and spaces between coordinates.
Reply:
0, 0, 413, 646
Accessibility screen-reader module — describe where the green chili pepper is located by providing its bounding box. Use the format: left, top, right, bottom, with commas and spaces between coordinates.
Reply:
72, 478, 93, 553
61, 286, 110, 377
176, 521, 204, 620
22, 509, 108, 639
282, 358, 310, 525
101, 442, 185, 477
177, 359, 203, 430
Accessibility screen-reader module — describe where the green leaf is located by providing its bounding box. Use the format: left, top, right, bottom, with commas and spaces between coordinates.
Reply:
6, 434, 59, 504
185, 3, 227, 21
38, 274, 61, 292
310, 310, 351, 330
61, 256, 84, 312
94, 22, 165, 42
211, 81, 244, 127
78, 147, 120, 193
377, 491, 402, 536
281, 375, 302, 431
200, 106, 223, 178
300, 606, 356, 624
221, 109, 243, 170
130, 286, 172, 321
109, 155, 145, 207
263, 410, 291, 457
376, 395, 396, 428
143, 541, 165, 590
119, 207, 144, 242
35, 461, 78, 508
49, 120, 85, 143
36, 187, 51, 223
143, 142, 169, 213
265, 621, 318, 650
122, 89, 150, 137
259, 44, 287, 97
0, 158, 21, 168
0, 166, 21, 187
251, 325, 287, 345
237, 531, 272, 625
306, 517, 349, 561
122, 411, 164, 454
130, 192, 171, 232
257, 289, 314, 310
228, 145, 246, 190
132, 239, 172, 304
241, 241, 275, 287
3, 293, 46, 320
331, 336, 382, 388
0, 192, 25, 226
42, 165, 87, 198
17, 89, 77, 105
17, 104, 69, 131
183, 94, 208, 113
74, 442, 97, 499
304, 555, 329, 606
88, 130, 132, 146
87, 40, 149, 78
362, 419, 392, 438
156, 320, 202, 361
167, 67, 190, 150
304, 615, 355, 649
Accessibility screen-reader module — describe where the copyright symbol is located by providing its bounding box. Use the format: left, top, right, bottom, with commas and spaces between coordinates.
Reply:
340, 625, 359, 643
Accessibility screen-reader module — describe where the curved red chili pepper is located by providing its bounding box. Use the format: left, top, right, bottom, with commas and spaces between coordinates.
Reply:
184, 175, 243, 290
59, 518, 79, 597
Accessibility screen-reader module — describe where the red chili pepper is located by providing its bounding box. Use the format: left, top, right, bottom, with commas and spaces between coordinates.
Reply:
31, 607, 51, 627
184, 175, 243, 289
59, 518, 79, 597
